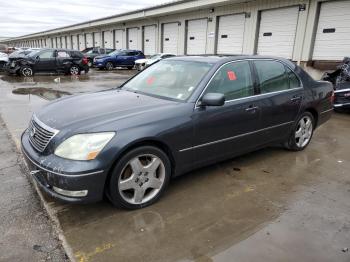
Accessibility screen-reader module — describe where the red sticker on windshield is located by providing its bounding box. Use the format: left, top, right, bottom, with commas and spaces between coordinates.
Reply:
227, 71, 237, 81
147, 76, 156, 85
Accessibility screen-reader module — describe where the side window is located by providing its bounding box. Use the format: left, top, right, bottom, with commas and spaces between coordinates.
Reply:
286, 67, 301, 88
204, 61, 254, 101
57, 51, 70, 58
38, 51, 54, 59
254, 60, 289, 93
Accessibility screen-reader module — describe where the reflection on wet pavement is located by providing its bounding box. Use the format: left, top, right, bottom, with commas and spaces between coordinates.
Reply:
1, 69, 349, 262
12, 87, 71, 100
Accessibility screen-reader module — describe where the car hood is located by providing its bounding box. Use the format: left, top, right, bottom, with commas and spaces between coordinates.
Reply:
35, 89, 177, 131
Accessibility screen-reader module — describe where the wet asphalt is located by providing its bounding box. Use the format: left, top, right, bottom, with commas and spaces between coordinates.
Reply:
0, 69, 349, 262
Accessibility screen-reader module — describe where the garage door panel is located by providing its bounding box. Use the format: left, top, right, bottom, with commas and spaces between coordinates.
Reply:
103, 31, 113, 48
114, 30, 123, 49
217, 14, 245, 54
85, 33, 93, 47
313, 1, 350, 60
144, 25, 156, 55
187, 19, 208, 55
257, 7, 299, 59
72, 35, 78, 50
94, 32, 101, 47
163, 23, 179, 54
128, 28, 139, 50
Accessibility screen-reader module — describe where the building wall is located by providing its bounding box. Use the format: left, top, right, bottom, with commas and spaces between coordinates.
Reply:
2, 0, 347, 77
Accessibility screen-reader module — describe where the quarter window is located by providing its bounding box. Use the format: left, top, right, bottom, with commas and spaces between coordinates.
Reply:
254, 60, 289, 93
57, 51, 70, 58
204, 61, 254, 101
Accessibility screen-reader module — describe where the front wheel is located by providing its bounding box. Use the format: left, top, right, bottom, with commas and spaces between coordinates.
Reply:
20, 66, 34, 77
284, 112, 315, 151
107, 146, 171, 209
105, 62, 114, 71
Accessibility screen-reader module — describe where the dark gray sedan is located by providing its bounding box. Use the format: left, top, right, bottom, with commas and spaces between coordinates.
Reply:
21, 56, 333, 209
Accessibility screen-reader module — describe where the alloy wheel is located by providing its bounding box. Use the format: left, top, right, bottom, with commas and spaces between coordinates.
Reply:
295, 115, 313, 148
70, 66, 79, 75
106, 62, 113, 70
118, 154, 166, 205
21, 67, 33, 77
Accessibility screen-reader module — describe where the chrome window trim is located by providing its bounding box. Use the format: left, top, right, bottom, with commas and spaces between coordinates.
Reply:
195, 58, 304, 109
22, 147, 104, 177
179, 121, 294, 152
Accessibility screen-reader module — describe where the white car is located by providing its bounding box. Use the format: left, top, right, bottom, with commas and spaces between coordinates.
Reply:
135, 53, 176, 71
0, 52, 9, 70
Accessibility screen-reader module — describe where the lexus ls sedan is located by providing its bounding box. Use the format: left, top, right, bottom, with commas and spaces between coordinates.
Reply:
21, 56, 333, 209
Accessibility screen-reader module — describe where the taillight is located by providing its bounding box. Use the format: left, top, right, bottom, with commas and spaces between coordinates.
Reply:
82, 57, 88, 65
330, 90, 335, 104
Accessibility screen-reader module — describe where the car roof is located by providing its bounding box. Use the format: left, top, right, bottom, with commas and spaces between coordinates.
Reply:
166, 55, 296, 68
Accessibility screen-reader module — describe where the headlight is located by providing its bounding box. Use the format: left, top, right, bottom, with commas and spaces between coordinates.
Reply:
54, 132, 115, 161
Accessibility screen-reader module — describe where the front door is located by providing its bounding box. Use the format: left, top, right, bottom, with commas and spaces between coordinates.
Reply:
192, 60, 263, 165
34, 50, 56, 72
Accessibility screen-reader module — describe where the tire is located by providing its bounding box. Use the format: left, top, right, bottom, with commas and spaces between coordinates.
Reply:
105, 62, 114, 71
284, 112, 315, 151
69, 65, 80, 75
87, 59, 93, 67
107, 146, 171, 209
20, 66, 34, 77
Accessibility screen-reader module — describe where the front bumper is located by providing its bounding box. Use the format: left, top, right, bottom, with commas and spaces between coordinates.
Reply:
21, 131, 108, 204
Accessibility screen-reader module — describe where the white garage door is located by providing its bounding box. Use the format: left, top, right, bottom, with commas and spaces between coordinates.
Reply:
127, 28, 139, 49
94, 32, 101, 47
57, 37, 62, 48
72, 35, 78, 50
143, 25, 157, 55
66, 36, 71, 49
78, 34, 85, 50
186, 19, 208, 55
217, 14, 245, 54
114, 29, 123, 49
313, 1, 350, 60
85, 33, 93, 48
257, 6, 299, 59
162, 23, 179, 54
61, 36, 66, 48
103, 31, 113, 48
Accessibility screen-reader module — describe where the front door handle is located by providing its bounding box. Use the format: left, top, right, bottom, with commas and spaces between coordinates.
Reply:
290, 95, 302, 102
245, 105, 259, 112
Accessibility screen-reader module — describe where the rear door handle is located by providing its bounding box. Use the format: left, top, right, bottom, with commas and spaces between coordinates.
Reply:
290, 95, 302, 102
245, 105, 259, 112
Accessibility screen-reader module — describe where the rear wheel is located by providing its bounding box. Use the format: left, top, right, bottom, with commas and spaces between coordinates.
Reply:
69, 65, 80, 75
20, 66, 34, 77
105, 62, 114, 71
284, 112, 314, 151
107, 146, 171, 209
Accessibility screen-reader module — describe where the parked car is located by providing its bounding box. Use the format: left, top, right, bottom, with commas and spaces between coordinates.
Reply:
135, 53, 176, 71
82, 47, 115, 67
6, 48, 89, 76
93, 49, 145, 70
0, 52, 9, 70
322, 57, 350, 111
21, 56, 333, 209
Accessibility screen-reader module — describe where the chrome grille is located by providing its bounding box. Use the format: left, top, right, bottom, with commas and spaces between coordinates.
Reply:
28, 116, 58, 152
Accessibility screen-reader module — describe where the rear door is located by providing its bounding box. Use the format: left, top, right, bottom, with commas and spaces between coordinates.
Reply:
192, 60, 263, 165
56, 50, 73, 71
252, 59, 303, 142
34, 50, 56, 72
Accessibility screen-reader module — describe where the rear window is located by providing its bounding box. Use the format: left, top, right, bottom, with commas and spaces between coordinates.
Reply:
71, 51, 83, 58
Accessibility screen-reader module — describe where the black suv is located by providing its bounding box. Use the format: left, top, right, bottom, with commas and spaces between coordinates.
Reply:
6, 48, 89, 76
82, 47, 115, 67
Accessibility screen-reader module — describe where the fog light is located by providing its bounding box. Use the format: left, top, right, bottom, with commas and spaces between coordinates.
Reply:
53, 186, 88, 197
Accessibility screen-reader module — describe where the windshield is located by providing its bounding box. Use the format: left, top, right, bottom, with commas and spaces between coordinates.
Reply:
122, 60, 213, 101
108, 50, 122, 56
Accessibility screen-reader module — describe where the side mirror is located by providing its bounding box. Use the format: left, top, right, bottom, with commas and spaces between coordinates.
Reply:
35, 56, 40, 61
200, 93, 225, 107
